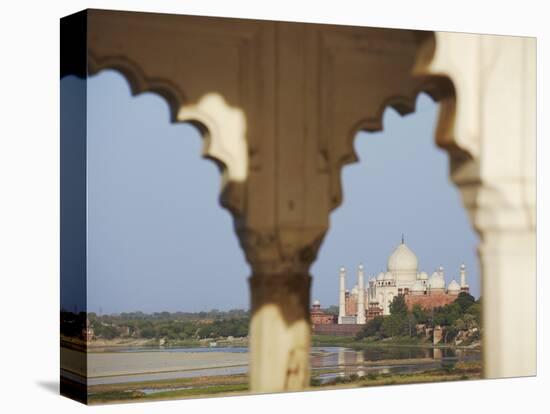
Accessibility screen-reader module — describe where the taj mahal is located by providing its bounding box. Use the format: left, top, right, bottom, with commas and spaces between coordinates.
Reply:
311, 237, 470, 327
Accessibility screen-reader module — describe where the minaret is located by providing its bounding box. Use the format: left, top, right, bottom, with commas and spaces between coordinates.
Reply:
357, 264, 366, 324
460, 263, 468, 288
338, 266, 346, 324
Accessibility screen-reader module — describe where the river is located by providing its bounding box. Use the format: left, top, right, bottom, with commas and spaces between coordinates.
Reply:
66, 345, 479, 386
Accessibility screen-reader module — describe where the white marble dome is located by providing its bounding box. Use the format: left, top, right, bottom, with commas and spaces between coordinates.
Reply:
313, 299, 321, 306
429, 271, 445, 289
376, 272, 385, 281
387, 243, 419, 272
383, 271, 394, 280
448, 280, 461, 292
418, 271, 429, 280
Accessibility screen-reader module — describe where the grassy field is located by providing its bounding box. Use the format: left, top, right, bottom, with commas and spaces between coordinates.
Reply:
312, 335, 425, 348
312, 335, 481, 349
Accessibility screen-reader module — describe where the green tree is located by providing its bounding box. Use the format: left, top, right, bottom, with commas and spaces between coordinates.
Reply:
453, 318, 466, 331
444, 325, 458, 343
381, 314, 406, 338
406, 312, 417, 337
455, 292, 476, 312
96, 324, 118, 339
463, 313, 476, 330
411, 304, 428, 324
140, 325, 156, 338
389, 295, 408, 316
465, 303, 481, 326
356, 316, 384, 339
433, 302, 462, 327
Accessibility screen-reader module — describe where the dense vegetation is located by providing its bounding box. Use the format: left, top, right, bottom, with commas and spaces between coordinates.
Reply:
90, 310, 249, 340
61, 309, 250, 341
356, 292, 481, 344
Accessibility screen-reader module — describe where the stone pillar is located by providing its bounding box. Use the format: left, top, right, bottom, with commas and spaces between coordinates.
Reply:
356, 264, 366, 324
338, 266, 347, 324
479, 229, 536, 378
416, 32, 536, 378
248, 266, 312, 392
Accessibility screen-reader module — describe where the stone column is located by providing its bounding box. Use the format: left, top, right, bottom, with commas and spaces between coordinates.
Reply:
356, 264, 366, 324
248, 265, 312, 392
338, 267, 347, 324
416, 32, 536, 378
479, 228, 536, 378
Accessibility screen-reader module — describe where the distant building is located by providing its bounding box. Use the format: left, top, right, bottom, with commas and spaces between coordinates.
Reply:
310, 300, 336, 325
311, 237, 470, 331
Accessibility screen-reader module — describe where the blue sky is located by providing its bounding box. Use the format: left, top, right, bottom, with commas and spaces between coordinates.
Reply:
77, 70, 479, 313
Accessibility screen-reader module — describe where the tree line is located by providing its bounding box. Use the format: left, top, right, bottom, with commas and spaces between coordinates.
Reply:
61, 309, 250, 341
356, 292, 481, 344
89, 310, 250, 340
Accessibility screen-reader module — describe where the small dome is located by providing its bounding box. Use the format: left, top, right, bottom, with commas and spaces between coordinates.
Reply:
376, 272, 385, 281
358, 263, 364, 271
387, 242, 418, 272
412, 280, 425, 292
313, 299, 321, 306
418, 271, 429, 280
448, 280, 460, 291
340, 266, 346, 273
384, 271, 394, 280
351, 285, 358, 295
369, 277, 376, 283
429, 271, 445, 289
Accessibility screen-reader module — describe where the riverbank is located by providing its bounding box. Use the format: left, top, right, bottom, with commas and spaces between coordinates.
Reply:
88, 361, 482, 404
312, 334, 481, 349
86, 337, 249, 351
62, 347, 249, 380
68, 333, 479, 352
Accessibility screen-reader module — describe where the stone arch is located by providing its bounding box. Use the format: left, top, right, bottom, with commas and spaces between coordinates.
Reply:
61, 10, 536, 392
85, 58, 249, 217
407, 32, 535, 378
443, 34, 534, 379
88, 53, 187, 123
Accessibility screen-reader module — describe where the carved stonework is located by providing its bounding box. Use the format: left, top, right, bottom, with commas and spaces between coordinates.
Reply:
67, 9, 537, 388
248, 271, 312, 391
414, 32, 537, 378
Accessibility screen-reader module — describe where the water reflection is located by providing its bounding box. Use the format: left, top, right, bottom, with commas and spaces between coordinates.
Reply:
311, 346, 478, 383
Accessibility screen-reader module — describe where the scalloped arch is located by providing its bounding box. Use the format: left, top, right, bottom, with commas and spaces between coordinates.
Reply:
88, 53, 187, 123
86, 54, 249, 216
328, 39, 473, 213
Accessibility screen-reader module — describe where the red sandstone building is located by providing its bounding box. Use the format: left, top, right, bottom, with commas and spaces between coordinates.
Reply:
310, 300, 336, 325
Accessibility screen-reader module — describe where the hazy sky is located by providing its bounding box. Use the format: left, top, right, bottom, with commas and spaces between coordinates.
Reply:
81, 70, 479, 314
